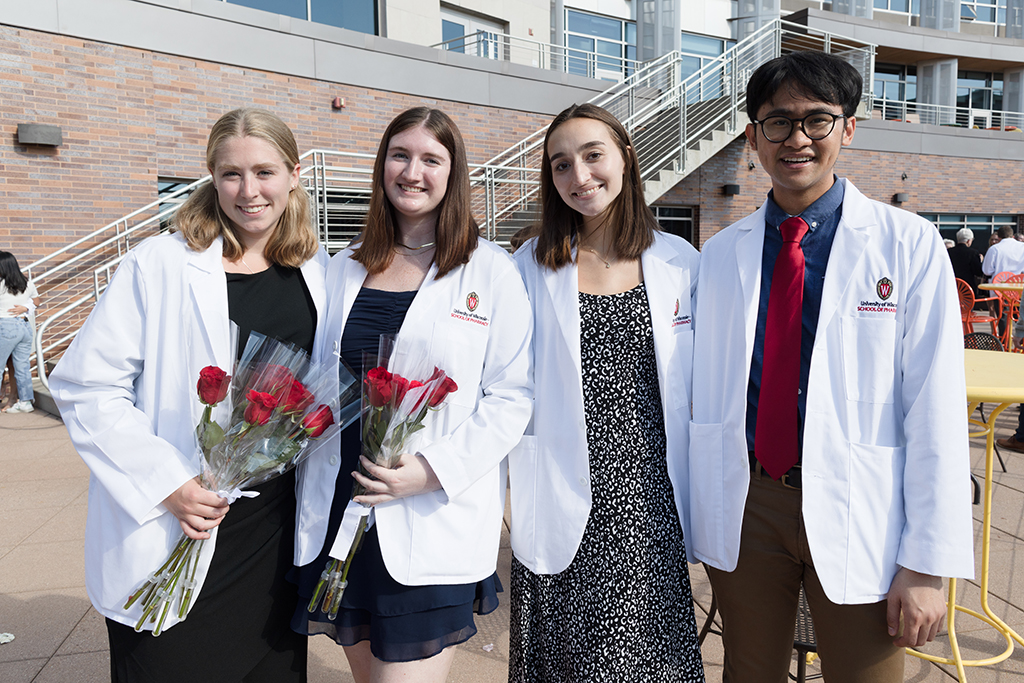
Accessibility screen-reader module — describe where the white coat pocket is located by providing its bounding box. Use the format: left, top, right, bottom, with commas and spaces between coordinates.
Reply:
840, 316, 897, 404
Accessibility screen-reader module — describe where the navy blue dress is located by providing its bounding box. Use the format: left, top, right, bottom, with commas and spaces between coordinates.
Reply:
292, 287, 500, 662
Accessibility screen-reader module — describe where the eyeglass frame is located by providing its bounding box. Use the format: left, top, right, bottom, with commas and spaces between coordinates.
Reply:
752, 112, 848, 143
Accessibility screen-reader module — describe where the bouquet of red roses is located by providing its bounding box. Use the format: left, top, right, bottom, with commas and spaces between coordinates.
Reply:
307, 335, 458, 619
124, 333, 360, 636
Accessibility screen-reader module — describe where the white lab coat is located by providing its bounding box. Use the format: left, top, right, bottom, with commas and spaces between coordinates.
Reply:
509, 231, 700, 575
50, 232, 329, 629
294, 237, 533, 585
981, 236, 1024, 277
687, 179, 974, 604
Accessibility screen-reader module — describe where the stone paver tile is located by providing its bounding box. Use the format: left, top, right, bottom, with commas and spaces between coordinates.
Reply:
0, 586, 91, 663
0, 478, 89, 513
0, 413, 68, 442
33, 650, 110, 683
55, 606, 107, 655
0, 508, 55, 547
307, 635, 354, 683
0, 659, 46, 683
21, 504, 87, 546
0, 540, 86, 594
3, 454, 88, 482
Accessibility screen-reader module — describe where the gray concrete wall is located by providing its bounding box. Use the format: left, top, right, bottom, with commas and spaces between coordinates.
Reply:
853, 119, 1024, 160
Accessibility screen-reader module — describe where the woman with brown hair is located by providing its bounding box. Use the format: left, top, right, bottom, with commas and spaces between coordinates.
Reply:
509, 103, 705, 681
292, 107, 532, 682
51, 107, 328, 681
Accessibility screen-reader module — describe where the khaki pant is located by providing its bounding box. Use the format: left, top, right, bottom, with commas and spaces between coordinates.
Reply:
705, 473, 905, 683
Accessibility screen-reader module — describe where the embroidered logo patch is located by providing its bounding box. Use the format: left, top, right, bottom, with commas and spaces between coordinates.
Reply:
674, 299, 680, 317
876, 277, 893, 301
466, 292, 479, 312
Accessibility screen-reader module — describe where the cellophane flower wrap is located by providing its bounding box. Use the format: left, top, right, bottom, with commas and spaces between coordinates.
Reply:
123, 332, 360, 636
308, 334, 458, 619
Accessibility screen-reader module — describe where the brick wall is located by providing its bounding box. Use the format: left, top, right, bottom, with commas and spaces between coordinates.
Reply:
657, 135, 1024, 249
0, 24, 550, 265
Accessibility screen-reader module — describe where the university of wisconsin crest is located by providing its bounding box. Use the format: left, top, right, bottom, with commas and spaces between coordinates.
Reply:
876, 277, 893, 301
674, 299, 680, 317
466, 291, 479, 312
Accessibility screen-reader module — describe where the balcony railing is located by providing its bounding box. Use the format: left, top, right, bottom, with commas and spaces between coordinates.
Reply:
872, 97, 1024, 129
432, 30, 643, 82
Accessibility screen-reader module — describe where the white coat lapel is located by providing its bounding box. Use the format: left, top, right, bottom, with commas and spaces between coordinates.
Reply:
642, 235, 683, 386
735, 207, 767, 355
541, 254, 582, 378
817, 182, 871, 331
187, 239, 231, 371
300, 255, 328, 322
396, 260, 447, 362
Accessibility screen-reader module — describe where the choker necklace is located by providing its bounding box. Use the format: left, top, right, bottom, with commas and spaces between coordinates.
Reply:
581, 246, 612, 269
396, 240, 436, 252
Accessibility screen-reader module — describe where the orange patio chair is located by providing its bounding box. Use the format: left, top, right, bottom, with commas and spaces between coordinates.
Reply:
958, 278, 999, 336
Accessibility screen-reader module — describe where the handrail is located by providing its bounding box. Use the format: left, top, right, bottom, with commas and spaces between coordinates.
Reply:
871, 97, 1024, 129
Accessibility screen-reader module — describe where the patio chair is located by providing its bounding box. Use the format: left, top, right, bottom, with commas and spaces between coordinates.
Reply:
990, 271, 1022, 349
957, 279, 999, 336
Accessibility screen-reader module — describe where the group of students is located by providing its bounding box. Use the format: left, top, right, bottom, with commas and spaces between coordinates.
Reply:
50, 49, 973, 683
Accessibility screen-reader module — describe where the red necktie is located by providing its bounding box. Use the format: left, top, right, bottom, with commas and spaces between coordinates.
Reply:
755, 216, 810, 479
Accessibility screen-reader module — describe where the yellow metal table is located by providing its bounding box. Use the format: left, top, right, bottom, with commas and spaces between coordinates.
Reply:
979, 282, 1024, 293
908, 348, 1024, 679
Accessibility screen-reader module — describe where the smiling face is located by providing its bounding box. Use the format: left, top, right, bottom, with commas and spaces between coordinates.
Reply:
745, 84, 856, 216
210, 135, 299, 252
383, 125, 452, 227
546, 117, 627, 232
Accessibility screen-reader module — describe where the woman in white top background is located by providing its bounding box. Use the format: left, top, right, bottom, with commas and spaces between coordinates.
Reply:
0, 251, 41, 413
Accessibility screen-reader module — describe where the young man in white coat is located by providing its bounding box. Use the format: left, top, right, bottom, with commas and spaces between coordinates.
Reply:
687, 50, 974, 681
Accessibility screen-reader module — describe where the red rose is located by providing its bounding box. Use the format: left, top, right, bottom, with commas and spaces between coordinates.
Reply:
302, 404, 335, 438
364, 367, 393, 408
243, 389, 279, 426
258, 364, 295, 398
393, 375, 424, 406
196, 366, 230, 406
282, 380, 314, 415
428, 376, 458, 407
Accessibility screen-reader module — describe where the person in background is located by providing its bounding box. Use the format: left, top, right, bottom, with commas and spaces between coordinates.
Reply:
51, 108, 328, 682
509, 103, 704, 682
997, 317, 1024, 453
291, 107, 532, 683
983, 225, 1024, 277
948, 227, 985, 300
0, 251, 41, 414
687, 51, 973, 682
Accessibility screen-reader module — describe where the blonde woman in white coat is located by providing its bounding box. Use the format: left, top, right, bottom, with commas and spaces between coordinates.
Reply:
51, 108, 328, 683
508, 103, 705, 681
291, 107, 532, 683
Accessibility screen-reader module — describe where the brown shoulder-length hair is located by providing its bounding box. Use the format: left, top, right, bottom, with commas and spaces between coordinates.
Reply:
173, 108, 318, 267
534, 103, 658, 270
352, 107, 478, 279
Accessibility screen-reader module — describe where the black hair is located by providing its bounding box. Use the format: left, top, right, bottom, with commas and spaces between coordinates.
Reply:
0, 251, 28, 295
746, 50, 863, 121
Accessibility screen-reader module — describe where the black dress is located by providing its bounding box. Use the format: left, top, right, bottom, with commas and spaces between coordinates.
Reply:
291, 287, 500, 662
509, 284, 705, 682
106, 264, 316, 683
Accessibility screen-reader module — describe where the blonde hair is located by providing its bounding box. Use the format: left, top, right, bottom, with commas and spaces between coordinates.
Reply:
174, 108, 318, 267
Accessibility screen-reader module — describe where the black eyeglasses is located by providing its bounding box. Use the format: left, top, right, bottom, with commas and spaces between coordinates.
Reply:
753, 113, 847, 143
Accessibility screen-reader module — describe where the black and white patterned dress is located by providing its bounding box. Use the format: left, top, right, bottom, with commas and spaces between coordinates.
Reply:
509, 283, 705, 682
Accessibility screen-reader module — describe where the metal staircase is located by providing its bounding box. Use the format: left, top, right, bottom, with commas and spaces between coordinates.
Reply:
25, 18, 873, 386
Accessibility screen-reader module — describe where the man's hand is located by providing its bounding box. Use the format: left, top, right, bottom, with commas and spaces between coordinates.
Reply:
886, 567, 946, 647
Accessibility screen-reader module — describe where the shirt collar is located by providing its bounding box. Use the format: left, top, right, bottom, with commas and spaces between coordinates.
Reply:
765, 176, 845, 233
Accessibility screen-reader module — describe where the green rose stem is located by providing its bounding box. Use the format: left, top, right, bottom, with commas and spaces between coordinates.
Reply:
123, 539, 190, 610
178, 539, 205, 618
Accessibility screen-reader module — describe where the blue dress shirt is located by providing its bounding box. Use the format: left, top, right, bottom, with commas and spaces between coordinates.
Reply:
745, 179, 845, 462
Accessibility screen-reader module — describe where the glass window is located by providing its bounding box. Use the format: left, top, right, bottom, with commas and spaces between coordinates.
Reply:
311, 0, 376, 34
442, 20, 465, 53
652, 206, 695, 243
227, 0, 305, 20
891, 0, 909, 10
680, 32, 724, 58
920, 213, 1017, 255
567, 10, 621, 41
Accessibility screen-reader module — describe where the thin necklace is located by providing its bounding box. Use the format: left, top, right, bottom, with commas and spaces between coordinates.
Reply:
581, 246, 612, 268
396, 240, 436, 251
239, 256, 256, 274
